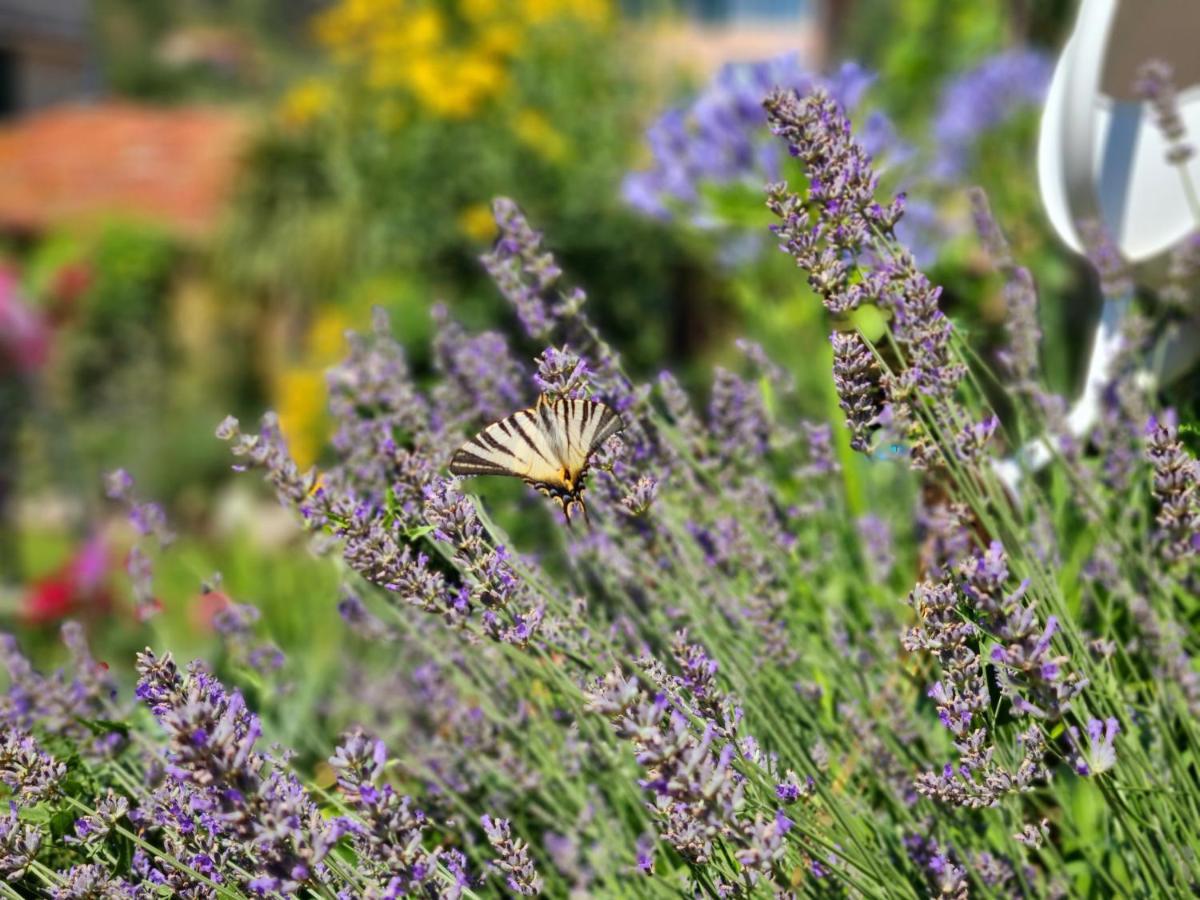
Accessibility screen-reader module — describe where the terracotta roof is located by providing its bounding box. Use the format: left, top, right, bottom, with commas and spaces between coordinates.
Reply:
0, 103, 250, 240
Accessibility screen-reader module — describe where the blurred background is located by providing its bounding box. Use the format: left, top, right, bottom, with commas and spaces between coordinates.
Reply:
0, 0, 1104, 674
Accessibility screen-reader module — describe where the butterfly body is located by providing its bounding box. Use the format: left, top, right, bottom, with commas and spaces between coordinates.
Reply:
449, 394, 625, 523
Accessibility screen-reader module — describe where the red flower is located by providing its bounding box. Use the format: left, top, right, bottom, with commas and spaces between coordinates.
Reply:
22, 536, 113, 624
24, 575, 75, 624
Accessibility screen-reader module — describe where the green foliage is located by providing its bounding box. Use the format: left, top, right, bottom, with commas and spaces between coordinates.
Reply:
219, 19, 699, 376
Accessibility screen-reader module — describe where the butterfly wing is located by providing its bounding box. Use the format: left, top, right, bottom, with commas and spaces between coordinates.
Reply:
449, 405, 567, 487
557, 397, 624, 481
450, 396, 625, 524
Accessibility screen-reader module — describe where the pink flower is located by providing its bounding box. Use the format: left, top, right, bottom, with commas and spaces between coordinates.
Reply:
0, 266, 50, 375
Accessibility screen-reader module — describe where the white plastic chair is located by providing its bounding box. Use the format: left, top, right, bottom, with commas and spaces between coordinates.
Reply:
994, 0, 1200, 490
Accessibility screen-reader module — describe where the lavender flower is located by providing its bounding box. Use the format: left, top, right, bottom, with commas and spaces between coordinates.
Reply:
0, 731, 66, 804
931, 49, 1053, 180
1135, 60, 1194, 164
1014, 818, 1050, 849
586, 671, 744, 865
533, 345, 590, 400
624, 56, 905, 228
431, 303, 527, 431
1079, 220, 1133, 298
423, 477, 543, 645
68, 790, 130, 849
798, 421, 839, 479
1, 624, 122, 757
775, 771, 815, 804
765, 88, 903, 311
329, 730, 468, 896
217, 413, 321, 513
969, 187, 1044, 388
482, 815, 542, 896
766, 86, 964, 462
904, 551, 1068, 807
219, 409, 458, 632
0, 802, 41, 880
830, 331, 884, 451
968, 185, 1014, 269
50, 863, 137, 899
134, 650, 333, 893
103, 468, 175, 547
1094, 312, 1152, 492
336, 585, 395, 641
324, 306, 433, 515
954, 414, 999, 462
584, 651, 800, 889
634, 832, 656, 875
104, 469, 173, 621
482, 197, 564, 341
902, 581, 987, 740
914, 725, 1048, 809
619, 475, 659, 518
916, 497, 973, 580
904, 832, 969, 900
1144, 416, 1200, 566
855, 514, 894, 582
708, 367, 771, 463
960, 542, 1087, 720
211, 596, 286, 675
1068, 717, 1120, 776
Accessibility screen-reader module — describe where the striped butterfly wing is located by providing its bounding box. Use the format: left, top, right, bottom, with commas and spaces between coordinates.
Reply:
449, 403, 567, 487
556, 397, 624, 481
449, 396, 624, 492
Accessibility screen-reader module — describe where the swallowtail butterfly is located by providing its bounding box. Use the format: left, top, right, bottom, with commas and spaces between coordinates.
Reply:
449, 394, 625, 524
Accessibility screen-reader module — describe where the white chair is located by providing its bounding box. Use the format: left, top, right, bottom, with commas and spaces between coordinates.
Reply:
994, 0, 1200, 490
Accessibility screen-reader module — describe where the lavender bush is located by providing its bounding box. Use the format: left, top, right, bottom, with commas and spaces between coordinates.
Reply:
2, 80, 1199, 899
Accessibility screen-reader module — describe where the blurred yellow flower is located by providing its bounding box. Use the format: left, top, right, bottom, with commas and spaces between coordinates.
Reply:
408, 8, 445, 46
311, 0, 608, 120
566, 0, 610, 25
478, 22, 521, 57
407, 49, 506, 119
279, 78, 334, 127
456, 49, 506, 93
309, 307, 351, 360
518, 0, 608, 25
275, 366, 326, 470
273, 307, 351, 469
513, 108, 569, 163
458, 203, 498, 241
520, 0, 559, 24
461, 0, 501, 23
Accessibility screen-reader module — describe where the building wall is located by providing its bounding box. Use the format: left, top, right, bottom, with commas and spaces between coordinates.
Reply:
0, 0, 93, 117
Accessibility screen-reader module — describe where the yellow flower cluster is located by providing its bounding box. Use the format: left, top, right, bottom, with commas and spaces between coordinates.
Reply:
279, 77, 334, 128
310, 0, 609, 119
274, 307, 353, 469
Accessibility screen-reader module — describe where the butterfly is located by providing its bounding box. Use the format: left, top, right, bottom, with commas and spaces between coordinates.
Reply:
449, 394, 625, 524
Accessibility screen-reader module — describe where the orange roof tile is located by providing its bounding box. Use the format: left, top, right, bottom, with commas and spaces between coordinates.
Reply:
0, 103, 250, 240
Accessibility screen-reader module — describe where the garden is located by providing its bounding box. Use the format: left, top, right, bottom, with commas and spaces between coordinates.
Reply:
0, 1, 1198, 897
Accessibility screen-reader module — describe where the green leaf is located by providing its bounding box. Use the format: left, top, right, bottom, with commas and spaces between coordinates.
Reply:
850, 304, 888, 343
